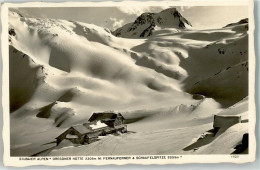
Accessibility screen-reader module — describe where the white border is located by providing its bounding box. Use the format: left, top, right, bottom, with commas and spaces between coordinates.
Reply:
1, 0, 256, 167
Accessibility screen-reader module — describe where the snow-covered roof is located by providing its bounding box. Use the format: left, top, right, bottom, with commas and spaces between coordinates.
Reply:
72, 124, 92, 134
89, 121, 107, 130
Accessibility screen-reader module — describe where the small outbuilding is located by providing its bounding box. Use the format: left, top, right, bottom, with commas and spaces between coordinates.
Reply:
212, 115, 241, 135
213, 115, 241, 129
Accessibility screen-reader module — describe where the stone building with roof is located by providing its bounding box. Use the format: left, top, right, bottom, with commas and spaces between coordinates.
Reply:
55, 113, 127, 146
89, 112, 125, 127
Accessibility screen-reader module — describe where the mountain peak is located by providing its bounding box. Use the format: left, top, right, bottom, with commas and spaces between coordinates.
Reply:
224, 18, 248, 28
159, 7, 178, 14
112, 8, 192, 38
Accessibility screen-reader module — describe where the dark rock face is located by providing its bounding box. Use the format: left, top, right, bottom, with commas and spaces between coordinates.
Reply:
238, 18, 249, 24
128, 13, 156, 34
179, 20, 185, 28
140, 22, 155, 37
133, 13, 155, 27
36, 102, 56, 118
232, 133, 248, 154
112, 8, 192, 38
9, 28, 16, 36
9, 27, 16, 42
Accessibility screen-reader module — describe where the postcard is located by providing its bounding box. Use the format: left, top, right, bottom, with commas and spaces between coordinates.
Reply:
1, 0, 256, 166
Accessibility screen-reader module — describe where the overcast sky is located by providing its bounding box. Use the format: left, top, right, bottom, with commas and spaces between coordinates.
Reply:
13, 6, 248, 30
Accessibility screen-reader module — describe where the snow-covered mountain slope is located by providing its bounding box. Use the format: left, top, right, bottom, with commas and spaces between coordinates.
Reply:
8, 9, 249, 156
9, 11, 192, 117
183, 97, 248, 154
188, 61, 248, 107
112, 8, 192, 38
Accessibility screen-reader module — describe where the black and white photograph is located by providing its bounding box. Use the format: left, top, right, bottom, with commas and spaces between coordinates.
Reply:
1, 0, 256, 166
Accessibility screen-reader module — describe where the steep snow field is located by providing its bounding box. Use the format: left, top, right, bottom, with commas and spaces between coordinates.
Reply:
8, 9, 249, 156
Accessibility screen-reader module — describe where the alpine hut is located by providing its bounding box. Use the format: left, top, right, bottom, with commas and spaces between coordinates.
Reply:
55, 112, 127, 146
55, 124, 99, 146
